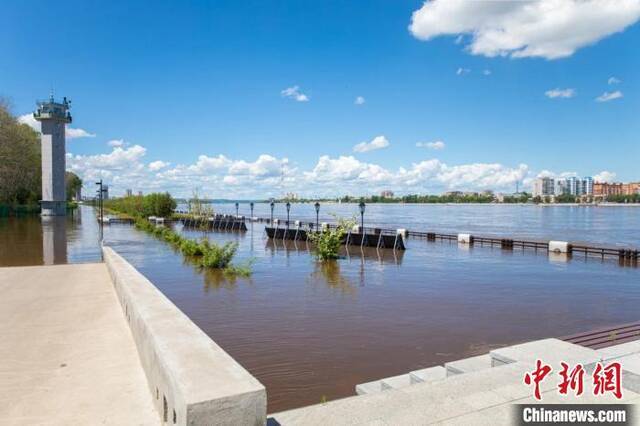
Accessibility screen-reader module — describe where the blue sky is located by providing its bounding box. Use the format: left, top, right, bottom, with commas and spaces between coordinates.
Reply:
2, 0, 639, 198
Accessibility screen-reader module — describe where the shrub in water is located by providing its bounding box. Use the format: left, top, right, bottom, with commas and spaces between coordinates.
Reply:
200, 242, 238, 268
307, 216, 355, 261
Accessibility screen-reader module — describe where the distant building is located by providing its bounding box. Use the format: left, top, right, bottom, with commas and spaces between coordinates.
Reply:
380, 190, 394, 198
284, 192, 298, 200
126, 189, 133, 197
103, 185, 109, 200
533, 177, 555, 197
583, 177, 594, 195
138, 191, 143, 197
594, 182, 623, 198
622, 183, 640, 195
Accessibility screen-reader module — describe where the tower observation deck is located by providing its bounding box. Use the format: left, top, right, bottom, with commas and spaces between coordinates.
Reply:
34, 95, 72, 216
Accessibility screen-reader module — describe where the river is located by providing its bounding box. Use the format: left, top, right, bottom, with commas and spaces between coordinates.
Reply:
1, 203, 639, 412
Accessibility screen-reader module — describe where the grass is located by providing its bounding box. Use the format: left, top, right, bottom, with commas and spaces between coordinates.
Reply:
132, 217, 251, 277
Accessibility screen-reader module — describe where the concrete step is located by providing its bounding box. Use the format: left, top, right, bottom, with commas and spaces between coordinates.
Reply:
380, 373, 412, 391
598, 339, 640, 361
445, 354, 492, 376
490, 338, 601, 370
355, 379, 383, 395
409, 365, 447, 384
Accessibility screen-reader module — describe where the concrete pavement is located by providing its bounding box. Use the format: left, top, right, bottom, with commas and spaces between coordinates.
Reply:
0, 263, 159, 425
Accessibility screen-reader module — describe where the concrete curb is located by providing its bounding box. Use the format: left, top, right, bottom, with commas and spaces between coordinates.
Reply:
103, 246, 266, 426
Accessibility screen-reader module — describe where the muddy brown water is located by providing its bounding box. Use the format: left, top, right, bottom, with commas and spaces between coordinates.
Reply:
2, 204, 639, 412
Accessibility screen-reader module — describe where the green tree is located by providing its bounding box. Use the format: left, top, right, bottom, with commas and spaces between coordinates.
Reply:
0, 100, 41, 205
65, 171, 82, 201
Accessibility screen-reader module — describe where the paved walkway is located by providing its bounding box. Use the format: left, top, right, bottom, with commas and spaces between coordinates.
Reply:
0, 263, 159, 425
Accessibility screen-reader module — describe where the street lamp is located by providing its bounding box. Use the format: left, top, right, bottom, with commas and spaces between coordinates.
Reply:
314, 202, 320, 230
359, 201, 366, 231
270, 200, 275, 224
250, 202, 254, 218
286, 202, 291, 229
235, 202, 239, 217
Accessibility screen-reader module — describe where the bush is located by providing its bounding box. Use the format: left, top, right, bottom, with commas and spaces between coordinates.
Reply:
104, 192, 176, 218
132, 216, 250, 277
200, 242, 238, 268
308, 216, 355, 261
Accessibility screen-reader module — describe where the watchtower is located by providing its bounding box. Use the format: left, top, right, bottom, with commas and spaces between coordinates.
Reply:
34, 95, 72, 216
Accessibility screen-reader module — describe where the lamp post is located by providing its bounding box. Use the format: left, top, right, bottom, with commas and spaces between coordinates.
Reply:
270, 200, 275, 224
95, 180, 103, 239
359, 201, 366, 231
235, 202, 239, 217
250, 202, 254, 219
314, 202, 320, 230
286, 202, 291, 229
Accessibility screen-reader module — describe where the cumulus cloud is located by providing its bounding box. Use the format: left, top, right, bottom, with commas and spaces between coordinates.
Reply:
416, 140, 445, 150
409, 0, 640, 60
281, 85, 309, 102
68, 143, 613, 199
608, 76, 621, 85
107, 139, 125, 147
483, 69, 492, 76
18, 113, 95, 139
354, 96, 366, 105
456, 67, 470, 76
148, 160, 170, 171
353, 135, 390, 153
596, 90, 623, 102
594, 171, 617, 182
545, 88, 576, 99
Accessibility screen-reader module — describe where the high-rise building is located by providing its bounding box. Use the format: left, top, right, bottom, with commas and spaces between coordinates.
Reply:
533, 177, 555, 197
582, 177, 594, 195
103, 185, 109, 200
380, 190, 394, 198
33, 95, 72, 216
126, 189, 133, 197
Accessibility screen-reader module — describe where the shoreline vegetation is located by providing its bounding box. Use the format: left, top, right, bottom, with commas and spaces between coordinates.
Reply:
100, 193, 252, 277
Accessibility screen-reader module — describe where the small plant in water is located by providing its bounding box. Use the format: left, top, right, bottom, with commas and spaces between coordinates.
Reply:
307, 215, 355, 261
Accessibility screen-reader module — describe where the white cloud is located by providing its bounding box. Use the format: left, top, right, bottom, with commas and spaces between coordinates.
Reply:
545, 88, 576, 99
148, 160, 170, 171
18, 113, 95, 139
107, 139, 125, 147
281, 85, 309, 102
354, 96, 366, 105
409, 0, 640, 60
416, 140, 446, 150
483, 69, 492, 76
66, 142, 614, 199
608, 76, 621, 85
353, 135, 390, 153
594, 171, 617, 182
596, 90, 623, 102
456, 67, 470, 76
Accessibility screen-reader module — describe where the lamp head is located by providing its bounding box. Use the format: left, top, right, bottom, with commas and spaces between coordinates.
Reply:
314, 202, 320, 212
359, 201, 366, 214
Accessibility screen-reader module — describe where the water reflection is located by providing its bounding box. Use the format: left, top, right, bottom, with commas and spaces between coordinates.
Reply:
0, 205, 102, 266
310, 260, 354, 294
266, 238, 405, 265
41, 216, 68, 265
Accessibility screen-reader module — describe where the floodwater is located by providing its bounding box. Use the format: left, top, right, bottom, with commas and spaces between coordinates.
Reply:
2, 203, 640, 412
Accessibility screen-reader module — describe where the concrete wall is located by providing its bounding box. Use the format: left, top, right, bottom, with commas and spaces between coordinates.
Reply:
102, 246, 266, 425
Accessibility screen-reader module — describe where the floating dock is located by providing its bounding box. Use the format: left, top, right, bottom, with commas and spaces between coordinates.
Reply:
264, 223, 406, 250
179, 214, 247, 231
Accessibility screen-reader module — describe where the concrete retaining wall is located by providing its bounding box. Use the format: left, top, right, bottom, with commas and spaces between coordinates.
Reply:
102, 246, 266, 426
